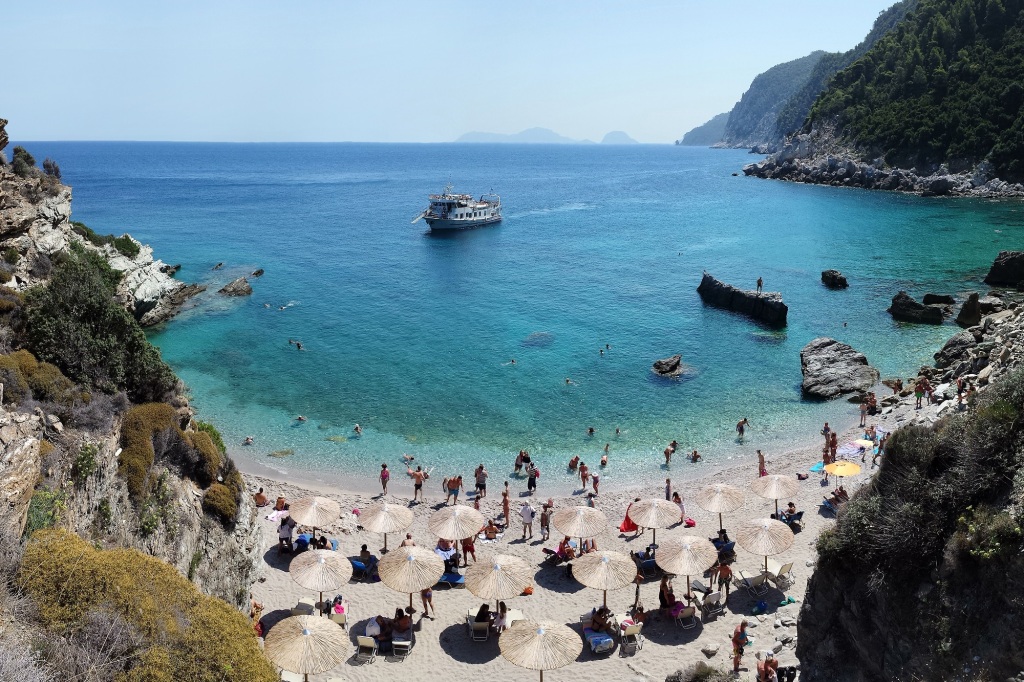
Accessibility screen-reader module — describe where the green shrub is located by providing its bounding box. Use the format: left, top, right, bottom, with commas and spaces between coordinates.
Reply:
70, 221, 140, 259
17, 529, 276, 682
112, 235, 140, 259
13, 146, 35, 167
24, 248, 176, 403
186, 430, 221, 487
23, 488, 65, 537
73, 443, 98, 485
2, 248, 19, 265
41, 158, 61, 180
953, 505, 1022, 562
195, 421, 226, 454
202, 484, 237, 525
95, 498, 112, 533
119, 403, 179, 502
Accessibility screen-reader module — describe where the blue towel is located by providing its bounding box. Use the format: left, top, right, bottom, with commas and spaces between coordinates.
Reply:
810, 461, 824, 473
440, 572, 465, 585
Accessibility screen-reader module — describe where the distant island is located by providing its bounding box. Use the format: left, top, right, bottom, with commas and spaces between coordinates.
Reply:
455, 127, 639, 145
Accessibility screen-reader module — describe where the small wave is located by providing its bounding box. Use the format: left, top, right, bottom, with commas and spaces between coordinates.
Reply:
506, 202, 592, 219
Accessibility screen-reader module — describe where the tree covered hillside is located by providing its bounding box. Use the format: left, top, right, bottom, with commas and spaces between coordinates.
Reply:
808, 0, 1024, 180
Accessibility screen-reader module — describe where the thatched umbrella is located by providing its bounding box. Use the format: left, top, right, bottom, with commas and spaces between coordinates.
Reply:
360, 501, 414, 553
428, 504, 485, 541
288, 496, 341, 536
465, 553, 533, 611
264, 614, 348, 681
694, 483, 745, 531
377, 545, 445, 610
551, 506, 607, 547
289, 549, 353, 614
736, 517, 794, 572
626, 498, 681, 546
655, 535, 719, 597
499, 619, 582, 682
571, 550, 636, 607
750, 475, 801, 516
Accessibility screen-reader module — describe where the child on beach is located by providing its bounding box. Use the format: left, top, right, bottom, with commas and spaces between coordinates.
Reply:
540, 504, 551, 541
502, 490, 511, 522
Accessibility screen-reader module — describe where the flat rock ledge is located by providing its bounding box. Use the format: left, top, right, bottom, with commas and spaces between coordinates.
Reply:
800, 337, 880, 400
697, 272, 788, 327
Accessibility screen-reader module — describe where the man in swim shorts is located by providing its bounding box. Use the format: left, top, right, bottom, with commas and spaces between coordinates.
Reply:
474, 464, 488, 499
411, 466, 427, 502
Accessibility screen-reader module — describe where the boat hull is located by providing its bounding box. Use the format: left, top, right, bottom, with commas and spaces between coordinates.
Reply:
425, 216, 502, 232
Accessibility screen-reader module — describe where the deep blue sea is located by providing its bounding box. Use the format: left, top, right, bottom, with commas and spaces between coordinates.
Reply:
19, 141, 1024, 491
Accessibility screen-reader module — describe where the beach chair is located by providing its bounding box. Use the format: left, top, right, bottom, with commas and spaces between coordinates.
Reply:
717, 541, 736, 562
391, 637, 413, 661
821, 498, 839, 515
354, 635, 377, 664
673, 605, 697, 629
438, 572, 466, 588
785, 511, 804, 530
620, 622, 644, 655
766, 561, 794, 589
466, 615, 490, 641
328, 612, 348, 629
738, 570, 769, 598
697, 591, 724, 621
350, 558, 371, 581
579, 612, 616, 655
291, 597, 316, 616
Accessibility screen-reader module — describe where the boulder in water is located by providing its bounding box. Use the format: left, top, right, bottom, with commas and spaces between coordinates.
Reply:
218, 277, 253, 297
696, 272, 788, 327
800, 337, 880, 399
984, 251, 1024, 286
887, 291, 943, 324
922, 293, 955, 306
821, 269, 848, 289
978, 295, 1004, 314
956, 292, 982, 328
251, 268, 265, 278
652, 354, 683, 377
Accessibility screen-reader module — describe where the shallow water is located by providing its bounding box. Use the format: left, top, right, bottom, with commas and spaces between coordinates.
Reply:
24, 141, 1024, 489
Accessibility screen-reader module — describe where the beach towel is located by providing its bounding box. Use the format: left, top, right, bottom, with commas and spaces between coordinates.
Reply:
583, 628, 615, 654
265, 509, 289, 522
809, 461, 824, 473
836, 443, 860, 458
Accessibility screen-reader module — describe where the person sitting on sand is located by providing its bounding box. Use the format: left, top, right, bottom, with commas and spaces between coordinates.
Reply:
758, 651, 780, 682
392, 608, 413, 641
253, 487, 268, 507
483, 519, 500, 540
827, 486, 849, 507
400, 533, 416, 548
781, 502, 798, 522
360, 544, 378, 568
581, 538, 598, 554
585, 492, 596, 507
568, 455, 579, 471
274, 496, 288, 511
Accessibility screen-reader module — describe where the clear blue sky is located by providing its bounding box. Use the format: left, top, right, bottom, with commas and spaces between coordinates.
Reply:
6, 1, 899, 143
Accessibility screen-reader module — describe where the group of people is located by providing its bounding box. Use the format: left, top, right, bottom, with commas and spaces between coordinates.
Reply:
365, 608, 414, 649
663, 439, 703, 466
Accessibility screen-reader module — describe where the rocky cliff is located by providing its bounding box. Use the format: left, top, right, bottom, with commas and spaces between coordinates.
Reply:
0, 119, 203, 325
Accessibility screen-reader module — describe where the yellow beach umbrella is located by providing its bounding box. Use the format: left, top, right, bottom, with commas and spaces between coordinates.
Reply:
499, 620, 582, 682
825, 461, 862, 480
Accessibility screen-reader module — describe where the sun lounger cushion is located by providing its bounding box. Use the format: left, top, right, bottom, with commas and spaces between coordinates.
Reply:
583, 628, 615, 654
439, 572, 465, 587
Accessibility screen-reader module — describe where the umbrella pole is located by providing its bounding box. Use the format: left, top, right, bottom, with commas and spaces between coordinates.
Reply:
775, 499, 779, 516
764, 555, 768, 573
652, 528, 657, 546
603, 590, 607, 608
319, 590, 323, 616
718, 513, 723, 532
686, 575, 691, 601
383, 533, 388, 553
409, 593, 414, 610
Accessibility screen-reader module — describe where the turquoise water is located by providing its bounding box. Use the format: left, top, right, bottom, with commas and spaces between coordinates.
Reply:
22, 141, 1024, 489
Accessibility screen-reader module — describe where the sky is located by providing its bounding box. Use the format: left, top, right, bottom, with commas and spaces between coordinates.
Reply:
5, 1, 900, 143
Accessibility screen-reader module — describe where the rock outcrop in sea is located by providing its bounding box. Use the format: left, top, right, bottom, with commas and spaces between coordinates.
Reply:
218, 276, 253, 297
697, 272, 788, 327
652, 354, 684, 377
984, 251, 1024, 287
800, 337, 880, 399
821, 269, 848, 289
887, 291, 944, 324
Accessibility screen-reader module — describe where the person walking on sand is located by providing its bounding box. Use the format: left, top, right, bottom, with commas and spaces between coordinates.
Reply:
732, 619, 751, 673
579, 461, 590, 490
859, 399, 868, 428
540, 503, 551, 540
520, 501, 535, 539
756, 277, 763, 294
411, 466, 427, 503
591, 471, 600, 495
474, 464, 488, 499
736, 418, 749, 441
757, 450, 767, 477
379, 463, 390, 495
445, 475, 464, 504
420, 586, 435, 619
665, 478, 672, 501
501, 490, 511, 523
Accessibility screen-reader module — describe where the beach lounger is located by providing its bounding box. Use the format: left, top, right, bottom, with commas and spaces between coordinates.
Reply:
821, 498, 839, 515
391, 637, 413, 661
439, 572, 465, 588
620, 623, 644, 655
542, 547, 565, 564
697, 591, 724, 621
355, 635, 377, 664
785, 511, 804, 530
766, 561, 794, 589
578, 611, 615, 654
291, 596, 316, 616
673, 605, 697, 629
329, 612, 348, 629
738, 570, 769, 598
350, 558, 370, 581
466, 615, 490, 641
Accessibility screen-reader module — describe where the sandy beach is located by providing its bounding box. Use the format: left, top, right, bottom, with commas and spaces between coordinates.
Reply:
246, 382, 949, 681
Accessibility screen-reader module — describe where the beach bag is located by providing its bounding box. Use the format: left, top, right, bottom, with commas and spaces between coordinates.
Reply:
797, 472, 809, 480
522, 586, 534, 596
684, 517, 696, 528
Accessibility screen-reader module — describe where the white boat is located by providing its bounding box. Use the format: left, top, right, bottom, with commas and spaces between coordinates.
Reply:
412, 184, 502, 231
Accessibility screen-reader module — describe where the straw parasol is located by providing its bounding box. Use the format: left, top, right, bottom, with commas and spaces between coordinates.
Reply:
264, 614, 349, 681
377, 545, 444, 609
626, 498, 681, 546
694, 483, 745, 531
571, 550, 636, 607
360, 501, 414, 552
825, 461, 862, 480
551, 506, 607, 545
750, 475, 801, 515
428, 504, 486, 541
465, 553, 533, 611
655, 535, 719, 597
735, 517, 794, 572
288, 496, 341, 535
289, 549, 353, 613
499, 619, 583, 682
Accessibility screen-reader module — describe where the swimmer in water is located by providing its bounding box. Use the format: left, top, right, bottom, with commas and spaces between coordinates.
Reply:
565, 378, 573, 385
605, 344, 610, 350
288, 339, 295, 345
690, 450, 702, 463
354, 424, 362, 436
615, 427, 621, 436
568, 455, 579, 470
264, 303, 270, 308
296, 342, 303, 351
503, 359, 516, 366
600, 454, 608, 466
587, 427, 595, 436
599, 349, 604, 356
243, 436, 254, 445
279, 306, 286, 311
604, 443, 610, 453
296, 416, 307, 422
402, 453, 415, 462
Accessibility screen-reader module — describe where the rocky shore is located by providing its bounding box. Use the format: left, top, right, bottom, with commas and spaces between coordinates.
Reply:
742, 124, 1024, 198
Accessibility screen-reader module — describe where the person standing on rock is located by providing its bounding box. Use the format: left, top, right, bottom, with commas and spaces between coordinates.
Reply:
756, 277, 763, 294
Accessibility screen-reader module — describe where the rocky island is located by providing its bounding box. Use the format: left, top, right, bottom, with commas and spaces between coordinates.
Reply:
697, 272, 788, 327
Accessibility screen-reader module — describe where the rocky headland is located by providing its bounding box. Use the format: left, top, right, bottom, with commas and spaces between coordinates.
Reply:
800, 337, 879, 399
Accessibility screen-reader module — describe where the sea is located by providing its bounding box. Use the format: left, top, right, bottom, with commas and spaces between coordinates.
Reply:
19, 141, 1024, 492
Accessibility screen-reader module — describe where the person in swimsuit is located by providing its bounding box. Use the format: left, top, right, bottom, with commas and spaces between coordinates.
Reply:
756, 277, 763, 294
757, 450, 767, 477
411, 466, 427, 502
474, 464, 488, 499
379, 463, 390, 494
446, 475, 463, 504
420, 587, 434, 618
579, 462, 590, 490
568, 455, 579, 470
736, 418, 749, 441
